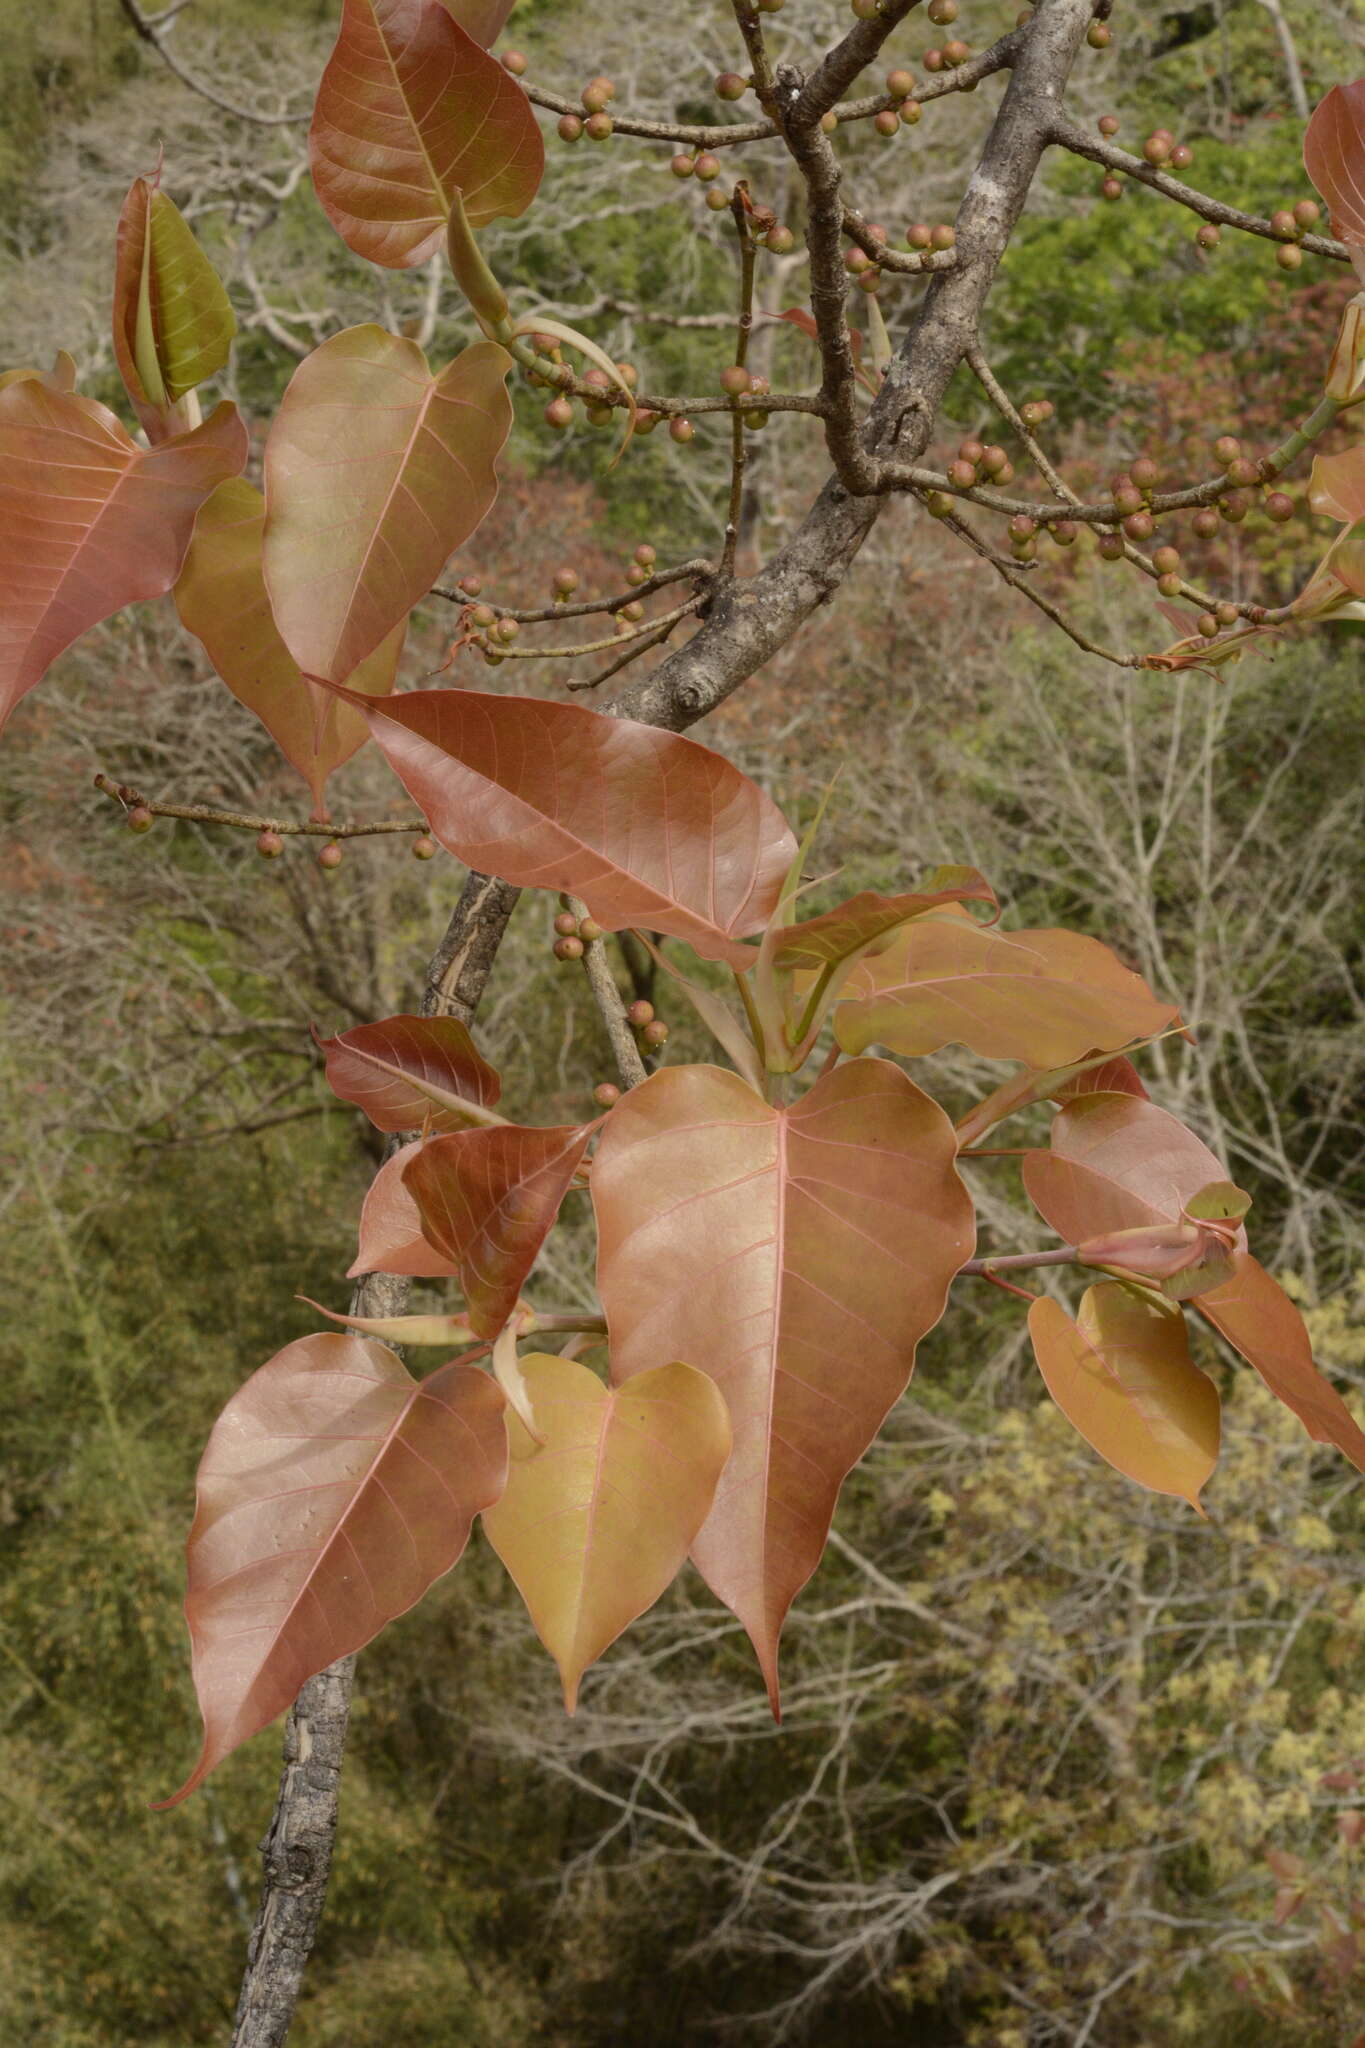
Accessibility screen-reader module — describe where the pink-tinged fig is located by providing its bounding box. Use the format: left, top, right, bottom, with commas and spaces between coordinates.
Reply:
112, 176, 237, 441
157, 1335, 507, 1804
1027, 1287, 1219, 1509
175, 480, 403, 818
305, 687, 798, 968
349, 1140, 458, 1278
1025, 1094, 1365, 1471
483, 1355, 731, 1711
835, 916, 1179, 1066
1303, 80, 1365, 264
0, 382, 247, 736
310, 0, 543, 270
1197, 1258, 1365, 1473
316, 1013, 502, 1133
592, 1060, 974, 1710
403, 1121, 596, 1338
262, 329, 512, 682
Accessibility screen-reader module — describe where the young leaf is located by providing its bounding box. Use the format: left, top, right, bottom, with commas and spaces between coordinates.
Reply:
316, 1013, 502, 1134
481, 1354, 731, 1711
0, 382, 246, 736
956, 1050, 1150, 1152
317, 688, 798, 968
1197, 1257, 1365, 1474
402, 1122, 595, 1338
835, 921, 1179, 1065
349, 1140, 458, 1278
1309, 445, 1365, 526
1027, 1288, 1219, 1509
0, 351, 77, 393
112, 177, 237, 440
301, 1297, 482, 1347
592, 1060, 974, 1708
174, 480, 403, 819
310, 0, 543, 270
157, 1334, 507, 1805
1021, 1092, 1240, 1248
1303, 80, 1365, 250
770, 870, 997, 973
262, 328, 512, 683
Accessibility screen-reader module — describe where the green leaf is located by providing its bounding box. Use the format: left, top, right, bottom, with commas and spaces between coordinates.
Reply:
113, 178, 237, 439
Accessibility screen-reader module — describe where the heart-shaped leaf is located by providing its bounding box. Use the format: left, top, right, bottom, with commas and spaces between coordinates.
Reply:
323, 688, 799, 969
349, 1139, 458, 1278
482, 1354, 731, 1710
0, 383, 247, 736
592, 1059, 974, 1707
317, 1012, 502, 1133
157, 1334, 507, 1805
262, 327, 512, 683
403, 1122, 595, 1338
1197, 1257, 1365, 1473
113, 176, 237, 440
1304, 80, 1365, 248
175, 480, 404, 818
836, 921, 1179, 1065
310, 0, 543, 269
1027, 1287, 1219, 1508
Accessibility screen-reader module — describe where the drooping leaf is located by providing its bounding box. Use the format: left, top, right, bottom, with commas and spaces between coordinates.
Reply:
770, 869, 996, 973
112, 177, 237, 439
310, 0, 543, 269
481, 1354, 731, 1710
1197, 1257, 1365, 1473
0, 382, 247, 736
349, 1140, 458, 1278
403, 1122, 595, 1338
157, 1334, 507, 1805
1303, 80, 1365, 249
1021, 1092, 1241, 1248
316, 1012, 502, 1134
956, 1049, 1150, 1152
175, 480, 403, 818
262, 328, 512, 683
1027, 1287, 1219, 1508
320, 688, 799, 968
835, 920, 1179, 1064
592, 1060, 974, 1707
299, 1297, 483, 1347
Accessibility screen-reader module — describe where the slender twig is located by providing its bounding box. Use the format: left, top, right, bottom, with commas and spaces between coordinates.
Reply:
932, 502, 1145, 669
721, 194, 759, 578
960, 1248, 1080, 1276
433, 559, 714, 625
470, 597, 704, 662
568, 610, 695, 691
568, 899, 649, 1090
115, 0, 305, 126
93, 775, 426, 839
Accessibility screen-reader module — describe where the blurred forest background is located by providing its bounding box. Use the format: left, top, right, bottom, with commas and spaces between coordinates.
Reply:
3, 1, 1365, 2042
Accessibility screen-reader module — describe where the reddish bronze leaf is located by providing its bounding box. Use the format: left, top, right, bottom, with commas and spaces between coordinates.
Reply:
310, 0, 543, 269
403, 1122, 595, 1338
956, 1050, 1150, 1152
1309, 446, 1365, 525
445, 0, 515, 45
1028, 1287, 1219, 1507
836, 920, 1179, 1065
349, 1140, 457, 1279
262, 329, 512, 683
1197, 1257, 1365, 1473
175, 480, 403, 818
112, 176, 237, 440
317, 1013, 502, 1133
769, 868, 996, 972
592, 1060, 974, 1707
1021, 1092, 1240, 1248
157, 1334, 507, 1805
482, 1354, 731, 1709
1304, 80, 1365, 249
0, 383, 246, 735
326, 688, 798, 968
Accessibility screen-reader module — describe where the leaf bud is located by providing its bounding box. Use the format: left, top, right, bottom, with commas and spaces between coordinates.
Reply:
256, 829, 284, 858
625, 999, 654, 1027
